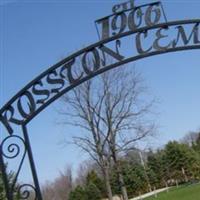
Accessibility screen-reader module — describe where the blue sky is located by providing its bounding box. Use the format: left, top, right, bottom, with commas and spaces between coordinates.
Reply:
1, 0, 200, 185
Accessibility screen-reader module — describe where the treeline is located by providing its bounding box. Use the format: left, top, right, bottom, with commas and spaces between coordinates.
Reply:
1, 131, 200, 200
68, 131, 200, 200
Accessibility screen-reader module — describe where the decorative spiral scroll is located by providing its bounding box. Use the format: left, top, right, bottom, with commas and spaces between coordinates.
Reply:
1, 135, 26, 159
0, 134, 28, 195
17, 184, 37, 200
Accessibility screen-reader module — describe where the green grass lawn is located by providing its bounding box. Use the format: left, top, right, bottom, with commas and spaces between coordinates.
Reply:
145, 183, 200, 200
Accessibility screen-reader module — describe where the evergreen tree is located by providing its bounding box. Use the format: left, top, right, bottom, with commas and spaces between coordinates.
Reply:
110, 167, 121, 196
0, 170, 20, 200
165, 141, 199, 182
0, 173, 6, 200
147, 150, 169, 187
86, 170, 106, 197
85, 183, 101, 200
68, 186, 86, 200
122, 163, 147, 197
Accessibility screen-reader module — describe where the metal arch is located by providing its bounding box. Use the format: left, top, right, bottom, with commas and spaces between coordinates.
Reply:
0, 19, 200, 200
0, 19, 200, 123
24, 45, 200, 125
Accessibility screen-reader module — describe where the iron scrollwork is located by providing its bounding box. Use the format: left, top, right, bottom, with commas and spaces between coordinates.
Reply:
1, 135, 25, 160
0, 135, 37, 199
17, 184, 37, 200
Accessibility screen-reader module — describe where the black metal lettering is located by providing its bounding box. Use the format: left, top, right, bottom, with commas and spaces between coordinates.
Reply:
112, 0, 135, 13
111, 13, 127, 36
121, 2, 129, 11
153, 27, 171, 51
82, 48, 101, 75
128, 7, 143, 31
145, 4, 161, 27
115, 39, 122, 56
32, 80, 50, 105
46, 70, 65, 94
173, 24, 200, 47
112, 4, 121, 13
17, 91, 36, 119
97, 17, 110, 40
60, 58, 83, 84
129, 0, 135, 9
136, 31, 152, 54
0, 106, 24, 134
99, 44, 124, 66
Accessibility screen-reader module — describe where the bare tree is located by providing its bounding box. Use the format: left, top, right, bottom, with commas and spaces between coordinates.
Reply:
181, 131, 200, 146
100, 68, 155, 200
42, 181, 55, 200
75, 160, 97, 187
42, 166, 72, 200
60, 66, 156, 200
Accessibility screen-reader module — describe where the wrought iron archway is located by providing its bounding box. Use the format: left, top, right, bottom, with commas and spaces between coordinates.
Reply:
0, 1, 200, 199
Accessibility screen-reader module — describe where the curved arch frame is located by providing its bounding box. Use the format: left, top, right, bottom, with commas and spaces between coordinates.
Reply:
0, 19, 200, 200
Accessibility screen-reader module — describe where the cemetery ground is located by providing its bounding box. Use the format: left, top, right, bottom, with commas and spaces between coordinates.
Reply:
144, 182, 200, 200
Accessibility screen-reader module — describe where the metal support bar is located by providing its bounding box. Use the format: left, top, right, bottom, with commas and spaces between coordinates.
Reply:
22, 125, 43, 200
160, 2, 168, 23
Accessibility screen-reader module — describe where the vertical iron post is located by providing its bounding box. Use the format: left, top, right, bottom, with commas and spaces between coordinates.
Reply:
22, 125, 43, 200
